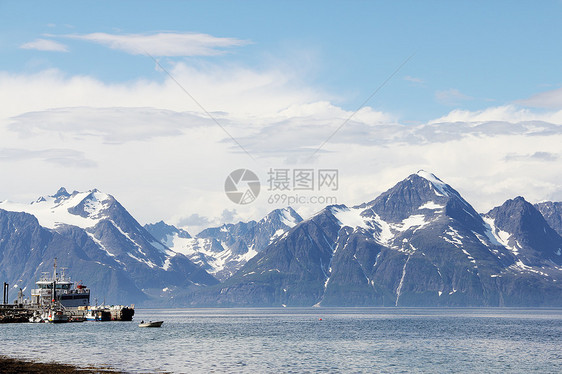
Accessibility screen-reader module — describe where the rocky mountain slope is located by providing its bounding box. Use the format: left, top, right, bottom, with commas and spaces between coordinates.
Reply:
535, 201, 562, 236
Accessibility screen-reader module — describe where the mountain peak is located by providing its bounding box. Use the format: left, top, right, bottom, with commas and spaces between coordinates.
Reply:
262, 206, 303, 228
361, 171, 482, 232
485, 196, 562, 265
144, 221, 192, 244
414, 170, 450, 197
53, 187, 70, 198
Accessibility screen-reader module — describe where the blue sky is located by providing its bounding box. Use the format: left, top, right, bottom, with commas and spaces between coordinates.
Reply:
1, 1, 562, 232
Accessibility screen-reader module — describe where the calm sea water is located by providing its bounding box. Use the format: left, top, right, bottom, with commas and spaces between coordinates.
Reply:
1, 308, 561, 373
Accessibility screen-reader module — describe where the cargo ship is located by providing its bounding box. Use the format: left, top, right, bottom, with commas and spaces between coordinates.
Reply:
30, 260, 90, 308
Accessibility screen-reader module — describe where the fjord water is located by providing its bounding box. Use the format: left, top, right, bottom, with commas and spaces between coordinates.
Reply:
1, 308, 561, 373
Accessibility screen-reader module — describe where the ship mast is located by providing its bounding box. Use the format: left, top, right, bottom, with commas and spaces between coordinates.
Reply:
52, 258, 57, 305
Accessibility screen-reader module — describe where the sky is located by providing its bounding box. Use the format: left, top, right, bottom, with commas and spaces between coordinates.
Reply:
1, 0, 561, 234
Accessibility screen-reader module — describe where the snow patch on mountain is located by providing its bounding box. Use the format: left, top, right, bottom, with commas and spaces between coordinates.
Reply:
482, 217, 509, 247
482, 216, 522, 259
442, 227, 464, 247
509, 259, 549, 277
270, 229, 286, 244
372, 212, 393, 245
332, 206, 368, 229
162, 255, 175, 271
0, 189, 112, 229
419, 201, 444, 210
333, 206, 431, 238
398, 214, 430, 233
168, 237, 211, 258
128, 253, 157, 268
239, 244, 259, 263
279, 208, 301, 228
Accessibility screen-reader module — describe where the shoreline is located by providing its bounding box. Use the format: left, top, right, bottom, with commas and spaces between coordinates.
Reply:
0, 355, 124, 373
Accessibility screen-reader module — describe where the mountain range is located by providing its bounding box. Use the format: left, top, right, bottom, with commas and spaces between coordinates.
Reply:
1, 171, 561, 307
188, 171, 562, 307
144, 207, 301, 281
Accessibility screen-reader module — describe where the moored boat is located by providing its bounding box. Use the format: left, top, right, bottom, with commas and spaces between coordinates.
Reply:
85, 307, 111, 321
138, 320, 163, 328
47, 309, 69, 323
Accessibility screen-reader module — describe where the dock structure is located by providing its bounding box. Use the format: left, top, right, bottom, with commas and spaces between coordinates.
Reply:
0, 304, 34, 323
1, 260, 134, 324
1, 282, 31, 322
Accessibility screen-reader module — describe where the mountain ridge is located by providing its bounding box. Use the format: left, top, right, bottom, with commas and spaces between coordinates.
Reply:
145, 207, 302, 281
188, 171, 562, 307
1, 172, 561, 307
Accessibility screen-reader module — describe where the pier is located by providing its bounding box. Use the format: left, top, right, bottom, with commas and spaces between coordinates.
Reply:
1, 282, 32, 322
1, 260, 134, 323
0, 304, 34, 323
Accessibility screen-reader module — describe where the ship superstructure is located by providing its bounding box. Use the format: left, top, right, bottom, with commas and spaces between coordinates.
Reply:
30, 260, 90, 308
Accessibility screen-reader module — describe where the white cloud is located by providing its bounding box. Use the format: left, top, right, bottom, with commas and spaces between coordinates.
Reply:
505, 152, 558, 162
1, 64, 562, 231
430, 105, 562, 124
435, 88, 473, 106
404, 75, 424, 84
518, 86, 562, 109
19, 38, 68, 52
0, 147, 95, 167
56, 32, 248, 56
0, 63, 321, 121
8, 107, 210, 143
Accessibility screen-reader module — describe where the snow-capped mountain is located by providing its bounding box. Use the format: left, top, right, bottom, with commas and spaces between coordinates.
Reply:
535, 201, 562, 236
0, 188, 217, 305
1, 187, 116, 230
2, 176, 561, 307
145, 207, 302, 281
202, 171, 562, 307
484, 197, 562, 268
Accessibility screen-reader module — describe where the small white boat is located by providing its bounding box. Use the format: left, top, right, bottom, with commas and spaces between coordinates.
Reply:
47, 309, 70, 323
138, 320, 163, 328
